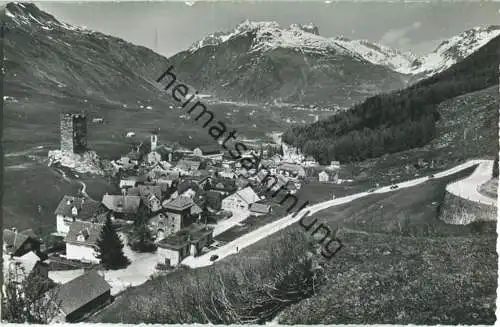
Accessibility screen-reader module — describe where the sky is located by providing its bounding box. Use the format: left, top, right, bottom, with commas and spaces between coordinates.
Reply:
32, 1, 500, 58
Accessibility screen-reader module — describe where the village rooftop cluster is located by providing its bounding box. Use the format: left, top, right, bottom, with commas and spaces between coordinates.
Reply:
3, 112, 344, 322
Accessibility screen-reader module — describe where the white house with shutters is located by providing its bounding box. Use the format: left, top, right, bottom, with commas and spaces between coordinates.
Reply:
64, 221, 104, 263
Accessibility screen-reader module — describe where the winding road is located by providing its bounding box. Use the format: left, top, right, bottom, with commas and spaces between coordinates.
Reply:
182, 159, 496, 268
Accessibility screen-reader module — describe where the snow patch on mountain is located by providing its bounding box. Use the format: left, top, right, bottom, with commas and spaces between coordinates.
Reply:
410, 26, 500, 77
334, 37, 417, 73
6, 3, 93, 33
189, 20, 357, 57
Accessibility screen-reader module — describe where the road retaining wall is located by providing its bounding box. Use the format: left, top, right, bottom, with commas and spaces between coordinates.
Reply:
439, 191, 497, 225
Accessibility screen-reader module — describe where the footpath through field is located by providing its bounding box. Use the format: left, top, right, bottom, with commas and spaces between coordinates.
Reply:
181, 159, 494, 268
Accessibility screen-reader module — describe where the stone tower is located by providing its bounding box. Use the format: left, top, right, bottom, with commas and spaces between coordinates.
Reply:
60, 113, 87, 154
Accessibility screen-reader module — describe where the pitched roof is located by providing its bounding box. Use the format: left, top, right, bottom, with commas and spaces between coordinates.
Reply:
157, 224, 213, 249
211, 177, 237, 192
163, 196, 194, 211
54, 195, 102, 220
138, 185, 162, 200
176, 159, 201, 171
177, 180, 202, 195
52, 270, 111, 316
102, 194, 141, 214
64, 221, 104, 247
232, 186, 260, 205
194, 145, 222, 155
250, 202, 271, 214
3, 229, 41, 255
278, 163, 305, 173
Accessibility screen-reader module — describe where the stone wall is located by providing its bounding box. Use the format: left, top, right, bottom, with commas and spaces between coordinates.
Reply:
439, 191, 497, 225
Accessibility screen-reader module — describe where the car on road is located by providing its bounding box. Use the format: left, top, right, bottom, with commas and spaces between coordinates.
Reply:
367, 188, 376, 193
210, 254, 219, 262
390, 184, 399, 190
428, 174, 435, 179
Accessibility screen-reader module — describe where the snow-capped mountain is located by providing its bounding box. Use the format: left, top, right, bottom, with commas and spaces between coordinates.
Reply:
172, 20, 406, 107
188, 20, 358, 57
333, 37, 417, 74
409, 25, 500, 77
188, 21, 500, 80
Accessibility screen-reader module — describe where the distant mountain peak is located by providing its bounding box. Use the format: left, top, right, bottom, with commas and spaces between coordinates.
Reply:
5, 2, 90, 32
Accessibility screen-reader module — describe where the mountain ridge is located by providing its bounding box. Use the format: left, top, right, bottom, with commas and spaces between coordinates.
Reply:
187, 20, 500, 78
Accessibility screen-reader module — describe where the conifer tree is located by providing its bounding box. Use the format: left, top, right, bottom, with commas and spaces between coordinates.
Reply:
129, 222, 157, 253
96, 216, 130, 270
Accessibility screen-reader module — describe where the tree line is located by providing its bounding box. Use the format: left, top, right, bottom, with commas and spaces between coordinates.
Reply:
283, 35, 500, 164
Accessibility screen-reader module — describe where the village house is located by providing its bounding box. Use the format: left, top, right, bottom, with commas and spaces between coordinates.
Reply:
64, 221, 104, 263
329, 161, 341, 169
303, 155, 318, 167
49, 270, 111, 322
218, 169, 236, 179
3, 228, 42, 257
119, 177, 138, 190
156, 224, 214, 267
54, 196, 103, 235
175, 159, 201, 173
138, 185, 163, 212
193, 146, 223, 161
102, 193, 141, 221
277, 163, 306, 179
318, 170, 329, 182
207, 177, 238, 196
205, 190, 223, 211
158, 197, 196, 235
221, 186, 260, 212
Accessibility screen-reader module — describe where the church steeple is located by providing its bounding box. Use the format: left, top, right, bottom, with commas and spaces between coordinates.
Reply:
151, 130, 158, 152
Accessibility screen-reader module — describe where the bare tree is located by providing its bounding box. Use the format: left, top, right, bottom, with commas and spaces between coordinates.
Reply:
1, 262, 60, 323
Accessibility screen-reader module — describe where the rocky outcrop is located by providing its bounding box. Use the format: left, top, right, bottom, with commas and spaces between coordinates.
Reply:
48, 150, 104, 175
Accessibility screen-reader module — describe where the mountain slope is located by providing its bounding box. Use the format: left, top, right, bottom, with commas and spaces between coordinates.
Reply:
410, 25, 500, 78
3, 2, 229, 156
333, 37, 416, 74
4, 2, 170, 103
282, 34, 500, 164
169, 20, 406, 107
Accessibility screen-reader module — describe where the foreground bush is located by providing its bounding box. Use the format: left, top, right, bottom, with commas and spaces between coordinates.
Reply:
95, 230, 328, 323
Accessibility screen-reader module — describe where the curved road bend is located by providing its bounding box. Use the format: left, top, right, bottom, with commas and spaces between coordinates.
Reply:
182, 159, 493, 268
446, 160, 496, 206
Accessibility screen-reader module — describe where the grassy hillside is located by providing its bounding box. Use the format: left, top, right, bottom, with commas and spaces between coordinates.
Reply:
279, 166, 497, 324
